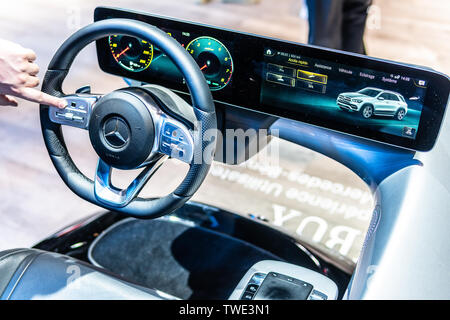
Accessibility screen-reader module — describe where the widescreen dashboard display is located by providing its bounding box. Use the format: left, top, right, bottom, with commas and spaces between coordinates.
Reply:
261, 48, 428, 140
95, 7, 449, 151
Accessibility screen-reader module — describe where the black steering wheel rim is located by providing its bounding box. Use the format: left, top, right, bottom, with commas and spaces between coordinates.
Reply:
40, 18, 217, 218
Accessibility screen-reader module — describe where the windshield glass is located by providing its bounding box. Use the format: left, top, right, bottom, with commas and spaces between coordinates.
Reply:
358, 88, 381, 97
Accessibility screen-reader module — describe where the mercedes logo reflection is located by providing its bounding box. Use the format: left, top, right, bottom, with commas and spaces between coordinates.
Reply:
103, 117, 130, 149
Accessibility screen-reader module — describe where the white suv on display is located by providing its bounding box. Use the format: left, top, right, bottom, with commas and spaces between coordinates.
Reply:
337, 87, 408, 120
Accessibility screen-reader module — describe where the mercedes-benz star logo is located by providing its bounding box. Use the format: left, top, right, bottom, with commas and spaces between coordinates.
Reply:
103, 117, 130, 149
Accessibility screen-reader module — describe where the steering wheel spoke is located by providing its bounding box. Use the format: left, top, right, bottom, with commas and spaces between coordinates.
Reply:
49, 93, 101, 129
94, 155, 168, 207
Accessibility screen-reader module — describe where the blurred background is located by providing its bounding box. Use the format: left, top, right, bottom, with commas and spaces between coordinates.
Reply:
0, 0, 448, 267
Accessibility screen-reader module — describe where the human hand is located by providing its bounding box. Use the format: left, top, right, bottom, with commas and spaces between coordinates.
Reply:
0, 39, 66, 108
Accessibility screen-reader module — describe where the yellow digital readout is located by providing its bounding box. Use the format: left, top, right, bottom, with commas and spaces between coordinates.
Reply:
108, 35, 153, 72
297, 70, 328, 84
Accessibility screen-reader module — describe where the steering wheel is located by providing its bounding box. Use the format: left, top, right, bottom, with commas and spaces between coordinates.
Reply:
39, 19, 217, 219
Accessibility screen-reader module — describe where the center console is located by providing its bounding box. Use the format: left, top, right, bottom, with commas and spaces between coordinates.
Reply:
35, 201, 348, 300
229, 260, 338, 300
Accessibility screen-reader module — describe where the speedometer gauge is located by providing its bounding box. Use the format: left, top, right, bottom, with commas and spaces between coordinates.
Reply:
109, 35, 153, 72
186, 36, 233, 91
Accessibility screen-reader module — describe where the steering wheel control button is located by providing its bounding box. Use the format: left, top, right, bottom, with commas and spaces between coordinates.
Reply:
49, 94, 98, 129
89, 90, 156, 170
163, 123, 187, 143
159, 121, 193, 163
103, 117, 130, 149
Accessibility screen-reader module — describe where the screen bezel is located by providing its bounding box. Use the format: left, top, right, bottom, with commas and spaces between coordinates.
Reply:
94, 6, 450, 152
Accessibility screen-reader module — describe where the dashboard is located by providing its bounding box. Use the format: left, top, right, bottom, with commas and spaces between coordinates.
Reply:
95, 7, 450, 151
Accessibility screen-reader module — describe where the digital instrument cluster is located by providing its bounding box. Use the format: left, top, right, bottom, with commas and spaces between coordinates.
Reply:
107, 30, 234, 91
109, 35, 154, 72
95, 7, 449, 151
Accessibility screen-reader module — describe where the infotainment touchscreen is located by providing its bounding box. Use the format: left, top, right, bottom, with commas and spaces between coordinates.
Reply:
95, 7, 450, 151
261, 48, 428, 140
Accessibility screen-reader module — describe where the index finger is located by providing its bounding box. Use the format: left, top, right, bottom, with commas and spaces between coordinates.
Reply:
13, 87, 67, 108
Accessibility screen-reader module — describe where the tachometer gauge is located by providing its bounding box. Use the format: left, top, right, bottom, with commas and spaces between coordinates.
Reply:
109, 35, 153, 72
186, 36, 233, 91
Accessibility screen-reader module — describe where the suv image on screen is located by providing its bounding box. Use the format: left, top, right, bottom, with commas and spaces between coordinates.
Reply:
337, 87, 408, 120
